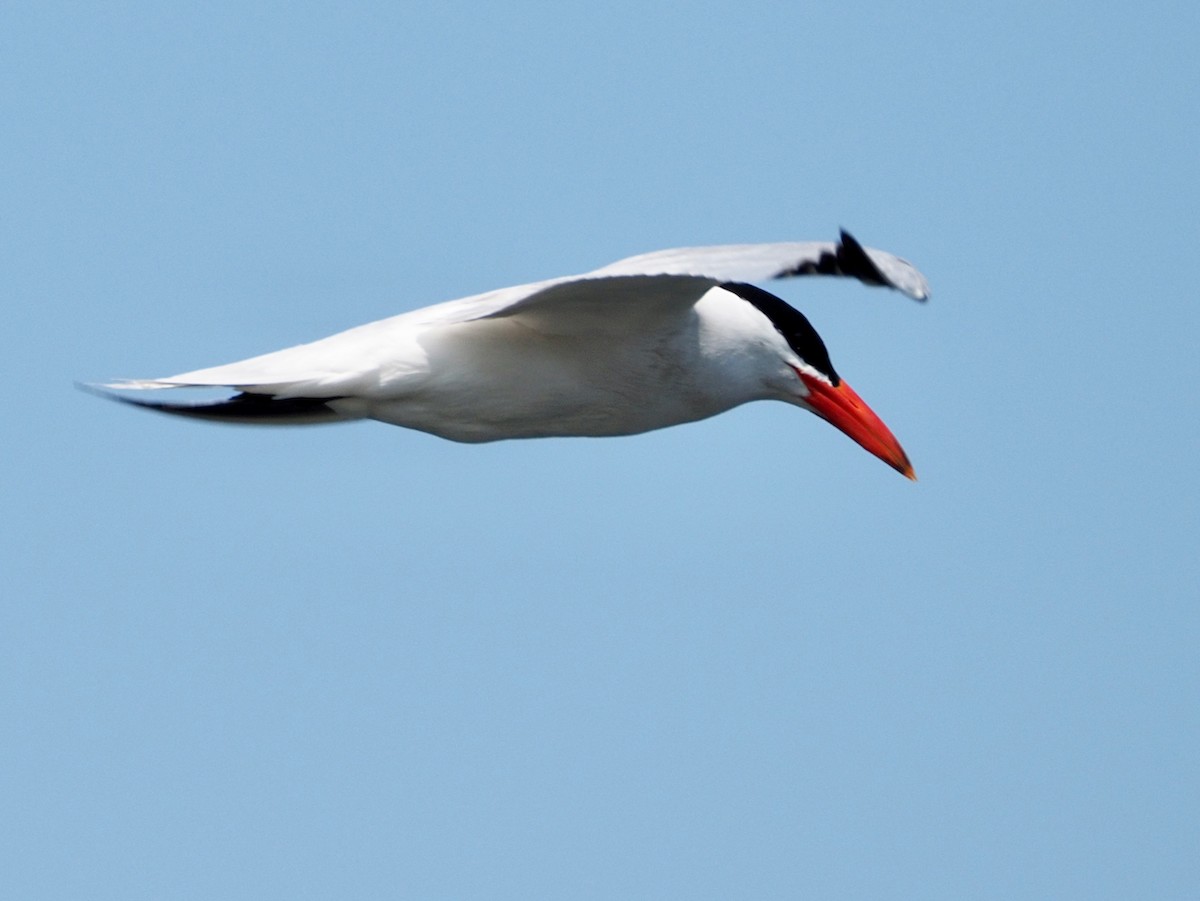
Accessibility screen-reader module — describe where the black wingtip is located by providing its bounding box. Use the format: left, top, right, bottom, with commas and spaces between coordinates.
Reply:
834, 229, 891, 288
773, 228, 890, 290
79, 382, 348, 425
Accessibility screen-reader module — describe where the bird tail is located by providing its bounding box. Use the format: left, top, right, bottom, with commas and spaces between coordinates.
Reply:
78, 383, 356, 425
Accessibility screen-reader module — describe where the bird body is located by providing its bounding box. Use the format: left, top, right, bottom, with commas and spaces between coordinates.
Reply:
355, 281, 782, 442
90, 231, 929, 476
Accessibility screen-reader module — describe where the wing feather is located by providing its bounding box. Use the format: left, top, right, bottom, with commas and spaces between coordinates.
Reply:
96, 230, 928, 398
588, 230, 929, 301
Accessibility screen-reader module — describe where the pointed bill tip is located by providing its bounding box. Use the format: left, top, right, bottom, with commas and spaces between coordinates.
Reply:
884, 446, 917, 482
797, 373, 917, 481
891, 444, 917, 482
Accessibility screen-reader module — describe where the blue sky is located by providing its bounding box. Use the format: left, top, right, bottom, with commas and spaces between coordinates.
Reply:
3, 2, 1197, 898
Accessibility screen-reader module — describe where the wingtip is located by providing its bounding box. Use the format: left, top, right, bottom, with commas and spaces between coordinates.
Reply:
75, 380, 117, 399
75, 379, 157, 399
75, 379, 174, 412
839, 227, 931, 303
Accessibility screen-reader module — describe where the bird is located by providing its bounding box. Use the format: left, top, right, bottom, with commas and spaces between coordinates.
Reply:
86, 230, 929, 478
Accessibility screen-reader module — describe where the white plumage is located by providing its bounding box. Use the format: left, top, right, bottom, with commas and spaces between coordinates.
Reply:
89, 230, 928, 476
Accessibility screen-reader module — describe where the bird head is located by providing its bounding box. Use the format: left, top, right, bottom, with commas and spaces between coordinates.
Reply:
723, 282, 915, 480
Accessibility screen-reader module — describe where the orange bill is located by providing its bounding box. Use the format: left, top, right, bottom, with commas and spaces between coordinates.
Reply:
798, 373, 916, 480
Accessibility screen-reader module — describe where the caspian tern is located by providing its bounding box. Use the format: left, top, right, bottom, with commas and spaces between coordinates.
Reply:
87, 230, 929, 478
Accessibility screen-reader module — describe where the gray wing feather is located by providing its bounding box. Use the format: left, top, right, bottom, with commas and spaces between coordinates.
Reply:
588, 230, 929, 301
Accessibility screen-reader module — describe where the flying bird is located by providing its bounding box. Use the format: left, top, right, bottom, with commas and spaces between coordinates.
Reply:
87, 230, 929, 478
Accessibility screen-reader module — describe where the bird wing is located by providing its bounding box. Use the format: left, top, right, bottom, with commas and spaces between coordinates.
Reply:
466, 230, 928, 336
101, 275, 710, 393
472, 274, 718, 336
96, 231, 927, 396
583, 230, 929, 301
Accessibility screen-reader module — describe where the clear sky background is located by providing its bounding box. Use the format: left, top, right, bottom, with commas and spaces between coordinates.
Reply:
3, 2, 1197, 898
